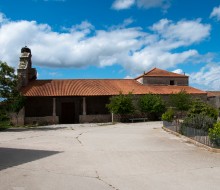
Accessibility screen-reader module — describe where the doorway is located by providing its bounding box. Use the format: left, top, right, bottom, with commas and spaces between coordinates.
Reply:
61, 102, 75, 124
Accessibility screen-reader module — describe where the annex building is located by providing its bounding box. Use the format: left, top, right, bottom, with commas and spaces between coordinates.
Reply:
17, 47, 207, 125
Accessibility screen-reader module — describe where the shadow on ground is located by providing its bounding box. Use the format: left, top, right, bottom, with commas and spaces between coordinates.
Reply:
0, 147, 61, 170
1, 127, 68, 132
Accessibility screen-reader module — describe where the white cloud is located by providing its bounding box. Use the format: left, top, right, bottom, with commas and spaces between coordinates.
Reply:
112, 0, 135, 10
137, 0, 170, 10
172, 69, 184, 74
151, 19, 211, 45
112, 0, 170, 11
128, 49, 198, 73
190, 63, 220, 90
0, 12, 8, 23
210, 5, 220, 21
172, 69, 189, 76
0, 13, 212, 78
110, 18, 135, 29
124, 75, 133, 79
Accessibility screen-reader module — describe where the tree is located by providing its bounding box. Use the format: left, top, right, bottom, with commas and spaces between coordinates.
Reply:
106, 92, 134, 114
169, 90, 192, 112
188, 98, 218, 120
0, 61, 18, 100
138, 94, 166, 119
0, 61, 25, 126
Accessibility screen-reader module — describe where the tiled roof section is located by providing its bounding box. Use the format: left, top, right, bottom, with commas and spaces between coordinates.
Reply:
147, 85, 206, 95
21, 79, 146, 96
207, 91, 220, 97
21, 79, 206, 97
135, 68, 188, 79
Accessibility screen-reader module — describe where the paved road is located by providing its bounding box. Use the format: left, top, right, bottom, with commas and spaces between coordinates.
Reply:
0, 122, 220, 190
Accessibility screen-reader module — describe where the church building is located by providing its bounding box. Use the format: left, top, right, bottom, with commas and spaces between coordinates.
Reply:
17, 47, 207, 125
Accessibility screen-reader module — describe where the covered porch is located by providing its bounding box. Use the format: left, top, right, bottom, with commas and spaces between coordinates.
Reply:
24, 96, 111, 125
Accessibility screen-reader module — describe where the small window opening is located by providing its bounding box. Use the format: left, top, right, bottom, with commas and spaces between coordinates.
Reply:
170, 80, 175, 85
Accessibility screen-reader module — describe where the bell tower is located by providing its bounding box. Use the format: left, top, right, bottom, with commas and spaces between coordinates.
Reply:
17, 46, 37, 88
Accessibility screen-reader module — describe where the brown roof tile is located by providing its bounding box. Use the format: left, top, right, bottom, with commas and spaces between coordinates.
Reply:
135, 67, 188, 79
207, 91, 220, 97
21, 79, 206, 97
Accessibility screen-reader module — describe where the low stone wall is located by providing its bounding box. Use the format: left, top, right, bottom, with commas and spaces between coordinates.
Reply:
25, 116, 59, 125
79, 114, 111, 123
9, 108, 25, 126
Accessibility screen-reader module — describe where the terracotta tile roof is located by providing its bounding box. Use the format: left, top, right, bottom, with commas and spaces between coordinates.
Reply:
207, 91, 220, 97
21, 79, 206, 97
147, 85, 206, 95
135, 67, 188, 79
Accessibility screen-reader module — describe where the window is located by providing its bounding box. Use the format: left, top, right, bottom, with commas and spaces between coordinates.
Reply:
170, 80, 175, 85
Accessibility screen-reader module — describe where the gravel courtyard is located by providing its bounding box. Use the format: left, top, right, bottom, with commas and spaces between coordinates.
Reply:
0, 122, 220, 190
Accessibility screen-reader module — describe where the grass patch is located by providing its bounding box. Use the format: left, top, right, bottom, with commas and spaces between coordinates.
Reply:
0, 120, 12, 131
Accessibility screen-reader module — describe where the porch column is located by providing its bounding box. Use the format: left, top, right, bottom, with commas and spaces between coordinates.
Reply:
53, 98, 56, 116
83, 97, 86, 115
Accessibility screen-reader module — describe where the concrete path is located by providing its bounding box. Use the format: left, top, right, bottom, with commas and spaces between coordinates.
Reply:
0, 122, 220, 190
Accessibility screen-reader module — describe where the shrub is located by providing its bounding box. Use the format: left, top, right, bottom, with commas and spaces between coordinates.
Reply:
209, 122, 220, 146
169, 90, 192, 112
106, 92, 134, 114
138, 94, 166, 120
162, 108, 174, 122
181, 114, 215, 132
0, 106, 11, 130
188, 99, 218, 120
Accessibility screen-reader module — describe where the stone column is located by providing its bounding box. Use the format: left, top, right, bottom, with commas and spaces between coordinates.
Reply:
52, 98, 57, 124
53, 98, 56, 116
83, 97, 86, 115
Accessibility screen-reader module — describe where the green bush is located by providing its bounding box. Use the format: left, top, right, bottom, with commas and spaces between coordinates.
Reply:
188, 99, 218, 120
0, 110, 8, 122
0, 120, 11, 130
106, 92, 134, 114
162, 108, 174, 122
169, 90, 192, 111
181, 114, 215, 132
138, 94, 166, 120
209, 122, 220, 146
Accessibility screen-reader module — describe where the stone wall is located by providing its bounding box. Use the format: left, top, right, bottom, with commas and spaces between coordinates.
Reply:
79, 114, 111, 123
9, 107, 25, 126
25, 116, 59, 125
208, 96, 220, 109
143, 76, 188, 86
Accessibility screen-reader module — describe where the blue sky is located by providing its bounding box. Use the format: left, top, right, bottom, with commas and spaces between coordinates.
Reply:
0, 0, 220, 90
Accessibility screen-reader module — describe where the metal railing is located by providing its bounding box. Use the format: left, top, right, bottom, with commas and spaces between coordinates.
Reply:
163, 120, 218, 148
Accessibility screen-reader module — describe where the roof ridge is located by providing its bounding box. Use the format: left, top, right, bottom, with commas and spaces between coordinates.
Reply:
33, 79, 135, 81
134, 67, 187, 80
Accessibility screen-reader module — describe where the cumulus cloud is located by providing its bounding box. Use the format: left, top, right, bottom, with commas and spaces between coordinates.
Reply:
172, 69, 184, 74
0, 12, 8, 23
0, 13, 211, 78
210, 5, 220, 21
112, 0, 170, 11
136, 0, 170, 10
110, 18, 135, 30
190, 63, 220, 90
150, 19, 211, 45
112, 0, 135, 10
